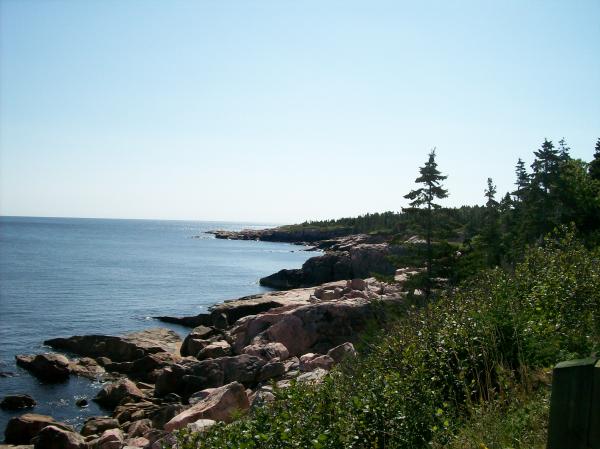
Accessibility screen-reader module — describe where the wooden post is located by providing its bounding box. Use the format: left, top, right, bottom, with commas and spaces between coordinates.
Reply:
547, 357, 599, 449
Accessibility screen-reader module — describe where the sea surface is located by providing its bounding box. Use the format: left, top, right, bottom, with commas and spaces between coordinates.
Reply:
0, 216, 314, 435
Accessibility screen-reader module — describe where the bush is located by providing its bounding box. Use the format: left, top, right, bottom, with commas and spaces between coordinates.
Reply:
177, 228, 600, 449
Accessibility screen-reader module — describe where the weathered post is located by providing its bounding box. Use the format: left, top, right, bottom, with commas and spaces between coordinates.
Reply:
547, 357, 600, 449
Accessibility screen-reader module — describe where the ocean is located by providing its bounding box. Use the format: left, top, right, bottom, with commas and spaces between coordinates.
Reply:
0, 216, 314, 434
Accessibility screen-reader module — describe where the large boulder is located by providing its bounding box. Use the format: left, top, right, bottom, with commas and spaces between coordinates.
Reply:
127, 419, 152, 438
209, 296, 291, 326
112, 401, 158, 425
150, 403, 187, 429
186, 419, 216, 433
33, 425, 86, 449
94, 379, 145, 409
197, 341, 231, 360
92, 428, 124, 449
104, 351, 181, 382
124, 436, 150, 448
231, 296, 403, 357
180, 326, 218, 357
80, 416, 120, 437
15, 354, 70, 382
1, 394, 36, 410
327, 342, 358, 363
164, 382, 249, 431
44, 328, 181, 363
4, 414, 72, 445
68, 357, 105, 379
300, 354, 334, 372
258, 361, 285, 382
155, 355, 265, 398
241, 342, 289, 361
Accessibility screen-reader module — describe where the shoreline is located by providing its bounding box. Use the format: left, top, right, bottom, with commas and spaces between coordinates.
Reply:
2, 226, 408, 447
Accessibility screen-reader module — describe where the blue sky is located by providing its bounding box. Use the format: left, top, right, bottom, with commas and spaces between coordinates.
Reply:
1, 0, 598, 223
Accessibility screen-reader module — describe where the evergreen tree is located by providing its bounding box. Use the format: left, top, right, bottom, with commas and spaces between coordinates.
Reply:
531, 139, 561, 194
590, 138, 600, 181
481, 178, 501, 266
558, 138, 571, 161
528, 139, 565, 237
512, 158, 529, 202
403, 149, 448, 296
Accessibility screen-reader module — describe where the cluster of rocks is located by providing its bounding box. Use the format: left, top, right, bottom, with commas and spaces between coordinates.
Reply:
4, 277, 404, 448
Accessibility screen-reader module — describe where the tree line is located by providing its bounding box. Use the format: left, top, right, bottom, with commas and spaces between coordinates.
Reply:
402, 137, 600, 294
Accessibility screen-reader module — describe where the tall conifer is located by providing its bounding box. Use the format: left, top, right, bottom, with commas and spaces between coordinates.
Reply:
403, 149, 448, 296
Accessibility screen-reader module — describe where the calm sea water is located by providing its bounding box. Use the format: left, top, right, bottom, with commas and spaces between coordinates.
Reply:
0, 216, 313, 435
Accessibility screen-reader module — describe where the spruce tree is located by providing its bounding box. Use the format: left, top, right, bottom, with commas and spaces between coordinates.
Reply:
513, 158, 529, 202
531, 139, 561, 194
403, 149, 448, 296
529, 139, 564, 236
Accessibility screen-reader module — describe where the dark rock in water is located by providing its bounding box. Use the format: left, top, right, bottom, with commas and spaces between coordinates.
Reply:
44, 328, 181, 363
259, 268, 304, 289
15, 353, 70, 382
4, 413, 72, 445
94, 378, 145, 409
74, 398, 88, 408
154, 313, 213, 328
80, 416, 119, 437
34, 425, 86, 449
0, 394, 36, 410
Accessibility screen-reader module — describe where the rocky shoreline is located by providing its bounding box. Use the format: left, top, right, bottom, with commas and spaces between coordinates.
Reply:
210, 227, 407, 290
2, 228, 411, 449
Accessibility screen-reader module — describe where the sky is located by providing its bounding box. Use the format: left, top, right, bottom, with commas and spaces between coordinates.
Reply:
0, 0, 599, 223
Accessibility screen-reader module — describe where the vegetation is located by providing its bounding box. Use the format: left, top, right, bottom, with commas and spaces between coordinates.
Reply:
178, 229, 600, 448
177, 137, 600, 448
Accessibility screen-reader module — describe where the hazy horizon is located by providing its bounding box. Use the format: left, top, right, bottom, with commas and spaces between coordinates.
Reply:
1, 1, 599, 223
